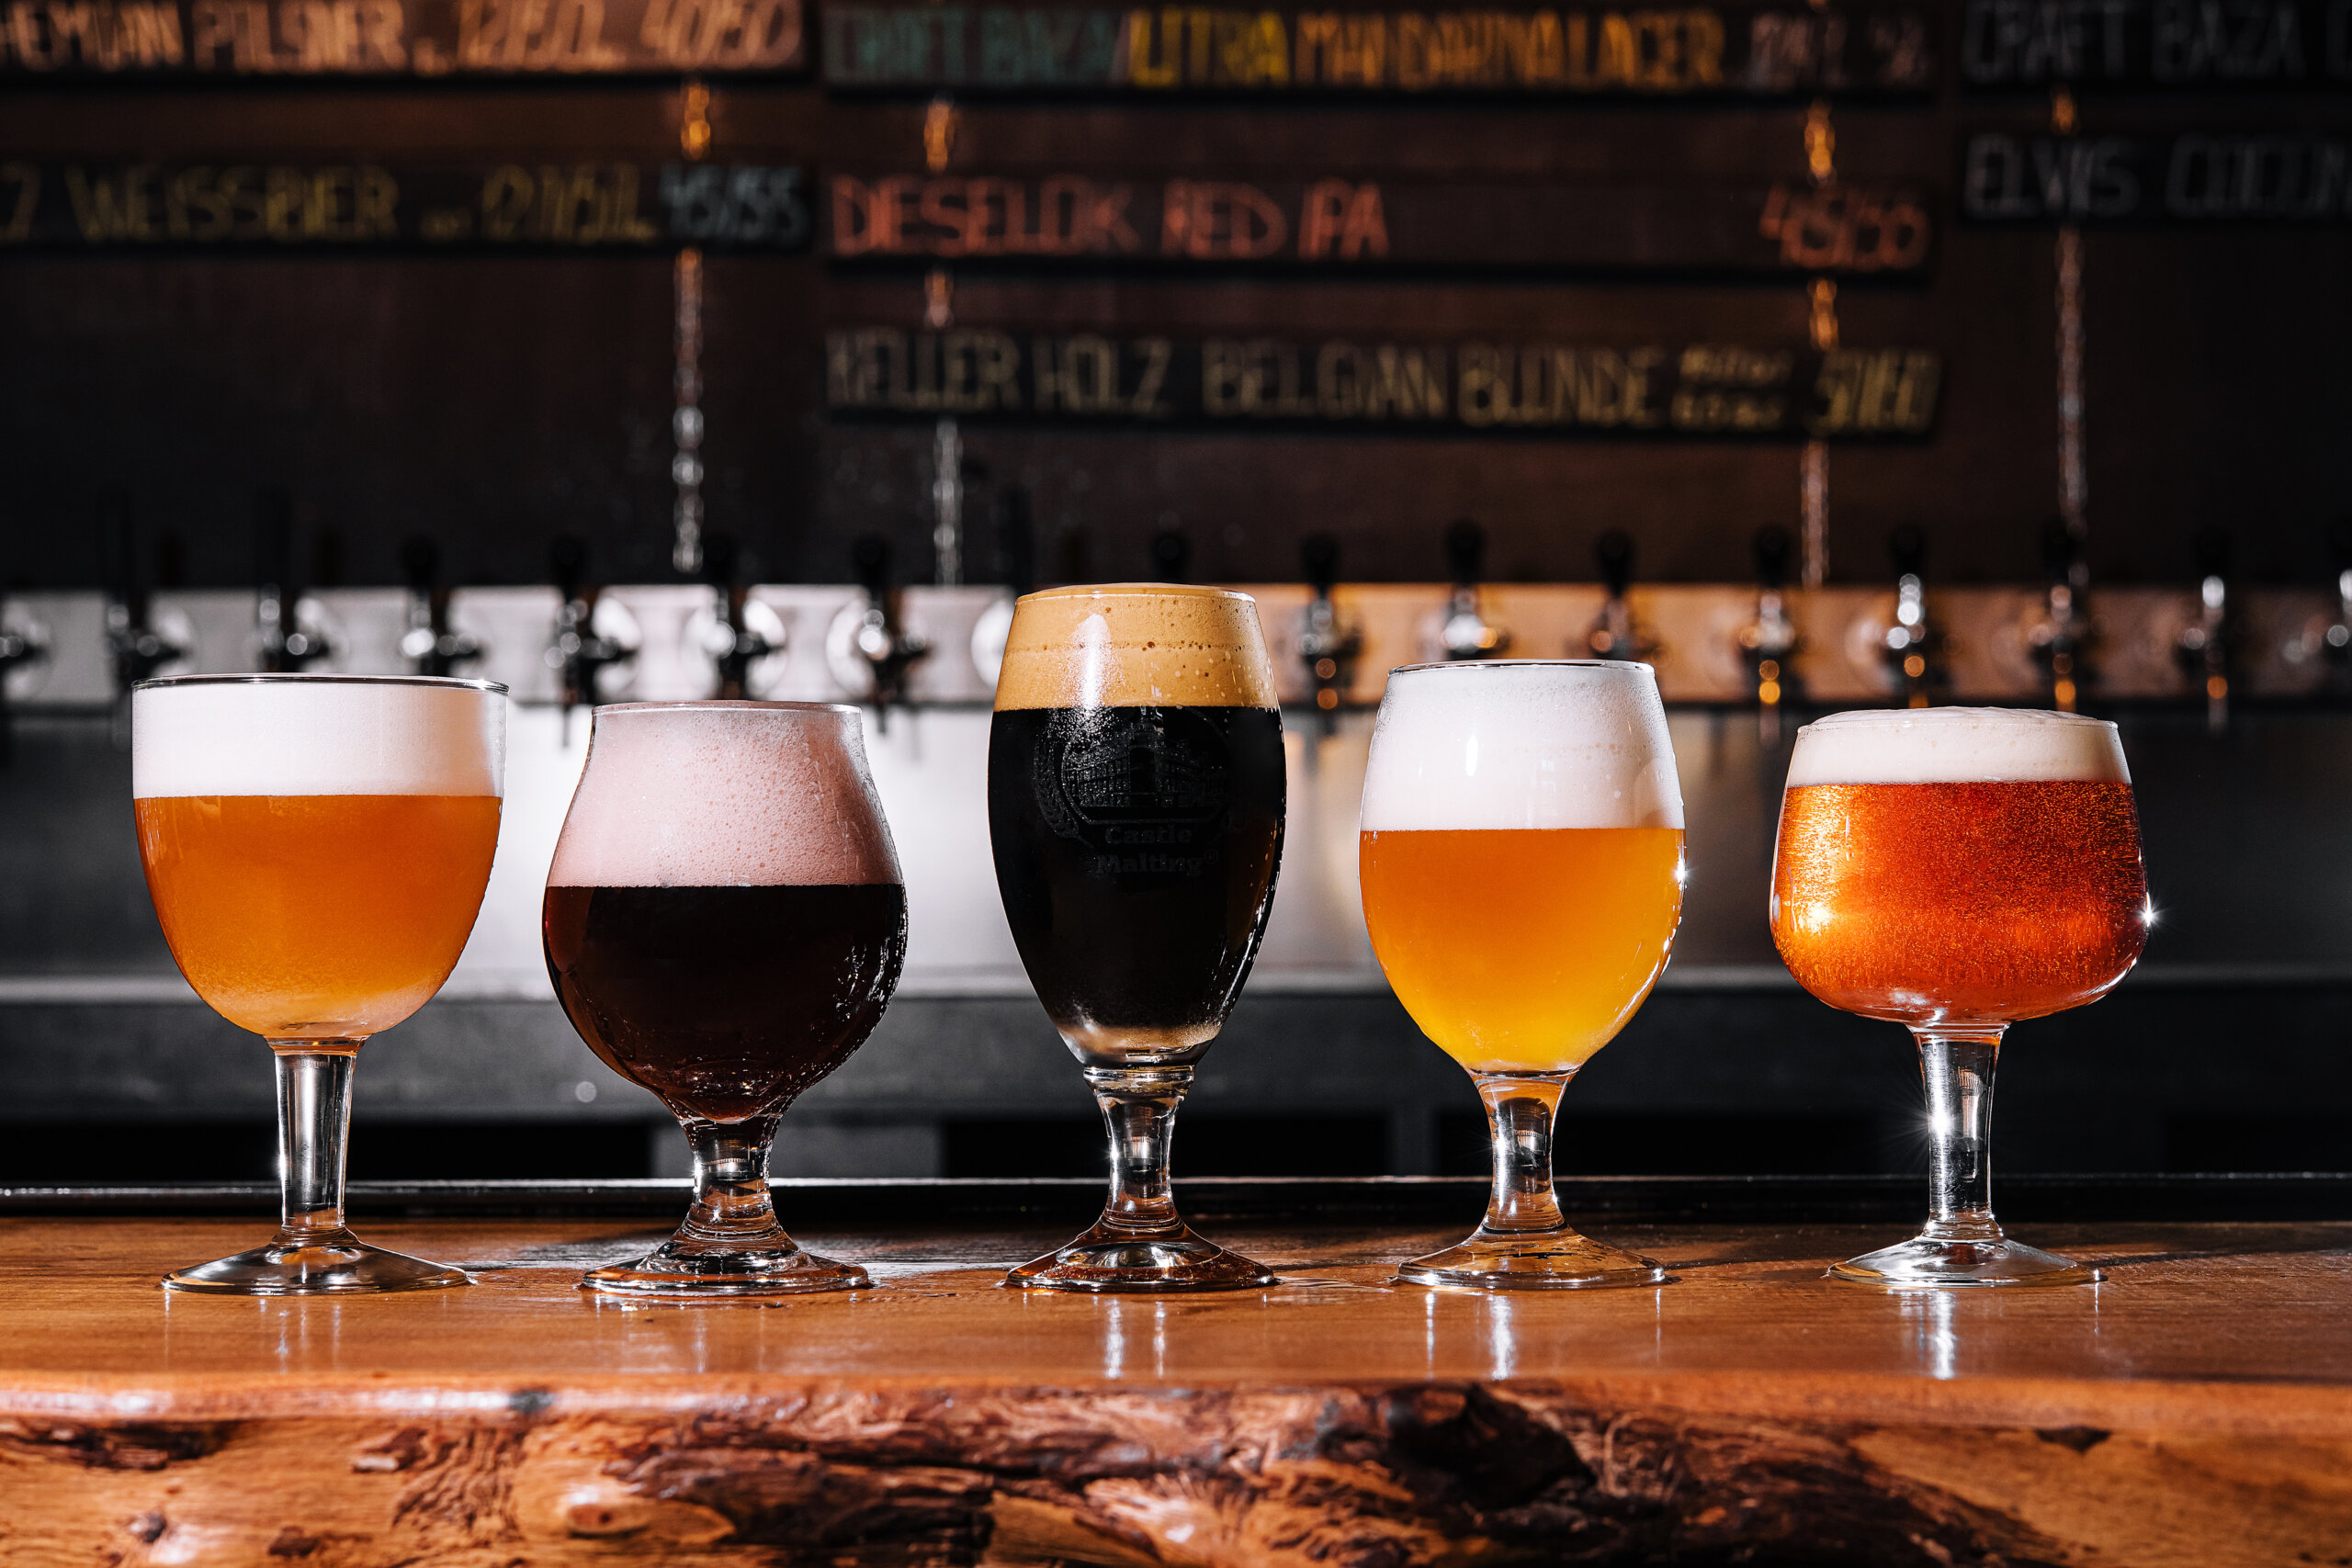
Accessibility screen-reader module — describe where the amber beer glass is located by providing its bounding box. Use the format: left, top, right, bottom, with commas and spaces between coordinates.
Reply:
544, 703, 906, 1297
1772, 708, 2148, 1287
1360, 661, 1685, 1289
989, 585, 1285, 1291
133, 674, 505, 1294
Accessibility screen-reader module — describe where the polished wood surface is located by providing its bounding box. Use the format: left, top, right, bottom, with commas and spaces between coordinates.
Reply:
4, 1215, 2350, 1564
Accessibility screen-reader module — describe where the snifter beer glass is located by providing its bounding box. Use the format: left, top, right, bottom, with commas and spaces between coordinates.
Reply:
989, 585, 1285, 1291
1361, 661, 1685, 1290
1772, 708, 2148, 1288
544, 703, 907, 1297
133, 674, 505, 1294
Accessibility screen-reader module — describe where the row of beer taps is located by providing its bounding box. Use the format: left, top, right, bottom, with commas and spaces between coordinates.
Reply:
12, 498, 2352, 757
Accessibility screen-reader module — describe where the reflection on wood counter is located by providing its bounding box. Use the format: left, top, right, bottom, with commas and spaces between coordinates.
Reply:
3, 1216, 2349, 1563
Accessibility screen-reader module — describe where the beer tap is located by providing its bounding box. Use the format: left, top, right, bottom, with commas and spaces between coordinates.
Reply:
696, 532, 784, 701
1297, 533, 1362, 731
971, 485, 1035, 691
2026, 520, 2095, 713
97, 500, 186, 748
1881, 525, 1943, 708
837, 535, 928, 725
0, 606, 40, 768
2324, 522, 2352, 694
254, 489, 331, 671
547, 535, 637, 745
2175, 526, 2233, 734
1440, 519, 1508, 660
398, 536, 484, 679
1585, 529, 1655, 662
1735, 525, 1801, 747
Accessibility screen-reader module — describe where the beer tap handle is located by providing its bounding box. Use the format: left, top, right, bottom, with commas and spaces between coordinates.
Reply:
1889, 524, 1928, 583
853, 534, 892, 607
2042, 518, 2081, 589
2325, 519, 2352, 674
1149, 527, 1192, 584
1595, 529, 1634, 601
1754, 524, 1791, 592
401, 535, 438, 598
550, 535, 588, 609
1303, 533, 1341, 600
2032, 519, 2089, 712
2175, 527, 2231, 732
993, 486, 1035, 598
1443, 518, 1485, 591
1883, 525, 1935, 708
254, 488, 295, 668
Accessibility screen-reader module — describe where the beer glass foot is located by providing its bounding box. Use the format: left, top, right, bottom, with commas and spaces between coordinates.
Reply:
582, 1240, 868, 1300
1396, 1228, 1668, 1292
1830, 1235, 2102, 1290
164, 1233, 470, 1296
1008, 1224, 1276, 1293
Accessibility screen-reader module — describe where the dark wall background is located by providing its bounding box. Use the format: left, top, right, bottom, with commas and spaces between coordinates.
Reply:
5, 17, 2350, 592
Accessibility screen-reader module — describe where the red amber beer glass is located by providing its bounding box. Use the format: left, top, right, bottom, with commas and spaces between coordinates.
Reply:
134, 674, 505, 1294
1361, 661, 1685, 1290
1772, 708, 2148, 1287
544, 702, 906, 1297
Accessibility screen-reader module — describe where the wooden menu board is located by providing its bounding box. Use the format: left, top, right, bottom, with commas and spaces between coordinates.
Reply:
0, 0, 806, 76
820, 1, 1936, 95
1956, 0, 2352, 90
1961, 129, 2352, 221
0, 159, 811, 249
825, 327, 1944, 437
828, 172, 1934, 275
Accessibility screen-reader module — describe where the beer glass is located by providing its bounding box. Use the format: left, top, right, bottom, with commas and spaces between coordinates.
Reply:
1772, 708, 2148, 1287
544, 702, 906, 1297
133, 674, 505, 1294
1361, 661, 1686, 1289
989, 585, 1285, 1291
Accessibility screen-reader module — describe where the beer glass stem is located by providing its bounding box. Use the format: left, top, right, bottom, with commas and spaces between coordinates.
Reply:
271, 1042, 363, 1241
679, 1114, 787, 1246
1915, 1029, 2007, 1243
1086, 1066, 1191, 1235
1474, 1071, 1574, 1235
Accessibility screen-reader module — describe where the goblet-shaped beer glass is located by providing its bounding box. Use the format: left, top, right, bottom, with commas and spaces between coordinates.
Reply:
133, 674, 506, 1294
1771, 708, 2148, 1287
989, 585, 1285, 1291
544, 703, 906, 1297
1361, 661, 1686, 1289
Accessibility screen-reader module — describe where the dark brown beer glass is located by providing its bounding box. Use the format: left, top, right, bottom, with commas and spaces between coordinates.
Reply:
989, 585, 1285, 1291
545, 702, 906, 1298
1771, 707, 2148, 1289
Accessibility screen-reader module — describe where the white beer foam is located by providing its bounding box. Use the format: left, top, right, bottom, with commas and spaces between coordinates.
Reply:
132, 678, 504, 799
547, 703, 900, 888
1361, 662, 1685, 831
1786, 707, 2130, 786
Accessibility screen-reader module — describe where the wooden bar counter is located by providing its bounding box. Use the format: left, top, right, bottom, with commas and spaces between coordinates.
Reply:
3, 1184, 2349, 1565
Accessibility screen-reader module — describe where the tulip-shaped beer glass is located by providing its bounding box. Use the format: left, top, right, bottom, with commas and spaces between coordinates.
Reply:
1360, 661, 1686, 1289
988, 585, 1286, 1291
1771, 708, 2148, 1287
134, 675, 506, 1294
544, 703, 907, 1297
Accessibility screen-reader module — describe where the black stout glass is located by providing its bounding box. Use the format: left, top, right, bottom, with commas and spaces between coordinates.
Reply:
988, 584, 1285, 1291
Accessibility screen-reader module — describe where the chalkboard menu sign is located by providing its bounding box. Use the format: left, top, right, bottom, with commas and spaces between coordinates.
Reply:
828, 173, 1933, 275
821, 2, 1935, 95
827, 329, 1943, 437
0, 0, 806, 76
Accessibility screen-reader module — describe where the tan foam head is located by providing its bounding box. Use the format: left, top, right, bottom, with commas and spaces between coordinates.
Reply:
548, 703, 899, 887
993, 584, 1277, 711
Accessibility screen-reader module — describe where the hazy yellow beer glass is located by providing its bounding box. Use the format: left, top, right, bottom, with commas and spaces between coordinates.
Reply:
1361, 660, 1685, 1289
134, 675, 505, 1294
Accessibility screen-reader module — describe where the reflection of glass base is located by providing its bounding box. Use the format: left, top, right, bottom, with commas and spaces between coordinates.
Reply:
1397, 1228, 1669, 1292
1831, 1235, 2103, 1289
1008, 1223, 1276, 1293
164, 1231, 470, 1296
581, 1237, 868, 1299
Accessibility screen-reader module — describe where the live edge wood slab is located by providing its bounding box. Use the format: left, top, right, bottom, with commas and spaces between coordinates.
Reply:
3, 1216, 2349, 1567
